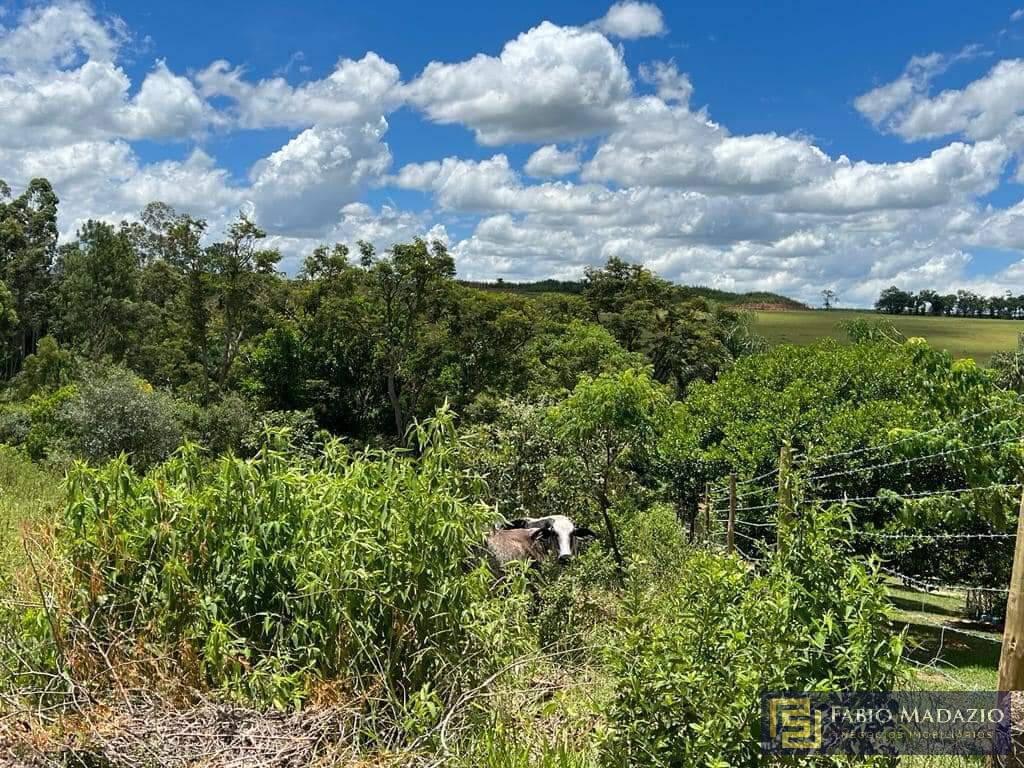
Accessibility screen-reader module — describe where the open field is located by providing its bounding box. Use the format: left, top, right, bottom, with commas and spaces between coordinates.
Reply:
755, 309, 1024, 363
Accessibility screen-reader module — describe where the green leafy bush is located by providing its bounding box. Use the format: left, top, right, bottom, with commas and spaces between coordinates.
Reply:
58, 365, 182, 468
23, 385, 76, 461
669, 338, 1024, 586
0, 404, 29, 446
533, 544, 618, 652
179, 392, 255, 455
4, 335, 77, 401
54, 412, 530, 721
241, 408, 322, 456
601, 506, 905, 767
0, 386, 77, 460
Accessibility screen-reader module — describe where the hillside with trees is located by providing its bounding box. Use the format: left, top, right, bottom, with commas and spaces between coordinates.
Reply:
463, 276, 807, 309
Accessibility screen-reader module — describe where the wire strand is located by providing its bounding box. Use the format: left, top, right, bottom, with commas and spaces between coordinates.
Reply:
805, 433, 1024, 483
881, 566, 1009, 594
855, 531, 1014, 540
806, 395, 1024, 466
816, 481, 1022, 505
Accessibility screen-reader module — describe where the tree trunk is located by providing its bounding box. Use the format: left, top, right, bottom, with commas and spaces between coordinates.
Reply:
387, 370, 404, 440
598, 478, 625, 578
218, 327, 242, 387
218, 333, 232, 386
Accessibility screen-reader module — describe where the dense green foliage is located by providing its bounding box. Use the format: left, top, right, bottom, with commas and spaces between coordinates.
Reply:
669, 337, 1024, 586
604, 508, 903, 767
990, 332, 1024, 392
41, 414, 529, 719
0, 182, 759, 458
1, 428, 907, 764
1, 174, 1015, 764
877, 284, 1024, 318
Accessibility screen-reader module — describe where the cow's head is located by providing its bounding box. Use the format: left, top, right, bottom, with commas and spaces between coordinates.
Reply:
504, 515, 598, 563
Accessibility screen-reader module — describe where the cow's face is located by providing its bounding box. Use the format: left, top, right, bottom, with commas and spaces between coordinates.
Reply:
506, 515, 597, 563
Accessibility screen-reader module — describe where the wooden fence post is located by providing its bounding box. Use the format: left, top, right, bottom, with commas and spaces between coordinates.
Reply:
777, 442, 793, 553
728, 473, 736, 555
996, 486, 1024, 765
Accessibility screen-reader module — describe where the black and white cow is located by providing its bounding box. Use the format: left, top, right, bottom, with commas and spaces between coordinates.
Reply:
484, 515, 597, 573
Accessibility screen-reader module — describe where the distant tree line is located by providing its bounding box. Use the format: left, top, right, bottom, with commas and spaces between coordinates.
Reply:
458, 278, 585, 294
875, 286, 1024, 319
460, 277, 807, 309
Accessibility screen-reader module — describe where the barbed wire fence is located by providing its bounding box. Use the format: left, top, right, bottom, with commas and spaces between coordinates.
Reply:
693, 401, 1024, 692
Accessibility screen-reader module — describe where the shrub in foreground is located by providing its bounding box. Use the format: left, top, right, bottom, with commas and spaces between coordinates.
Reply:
51, 412, 530, 722
602, 506, 905, 767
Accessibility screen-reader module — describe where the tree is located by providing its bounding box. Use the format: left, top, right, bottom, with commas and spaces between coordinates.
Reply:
238, 322, 309, 412
53, 220, 140, 360
821, 288, 838, 310
208, 214, 280, 387
298, 259, 381, 437
0, 178, 58, 364
524, 319, 645, 396
875, 286, 912, 314
0, 278, 17, 372
548, 369, 673, 573
915, 289, 934, 315
436, 286, 538, 411
364, 238, 455, 438
302, 243, 351, 282
582, 258, 739, 393
582, 257, 674, 348
957, 289, 984, 318
8, 335, 75, 398
648, 303, 733, 396
139, 203, 211, 373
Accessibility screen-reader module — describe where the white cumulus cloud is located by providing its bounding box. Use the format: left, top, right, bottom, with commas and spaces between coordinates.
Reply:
525, 145, 581, 177
403, 21, 633, 144
247, 120, 393, 234
591, 1, 666, 39
196, 52, 401, 130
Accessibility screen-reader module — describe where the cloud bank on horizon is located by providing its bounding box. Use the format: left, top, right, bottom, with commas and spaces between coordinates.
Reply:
4, 0, 1024, 305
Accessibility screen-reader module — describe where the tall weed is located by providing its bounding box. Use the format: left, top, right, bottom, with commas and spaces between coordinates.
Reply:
45, 412, 531, 725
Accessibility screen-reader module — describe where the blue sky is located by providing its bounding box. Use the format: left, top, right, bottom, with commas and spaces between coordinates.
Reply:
4, 0, 1024, 304
108, 2, 1019, 163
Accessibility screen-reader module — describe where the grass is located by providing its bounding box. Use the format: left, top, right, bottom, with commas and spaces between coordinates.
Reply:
885, 579, 1002, 768
755, 309, 1024, 363
0, 445, 60, 584
887, 582, 999, 690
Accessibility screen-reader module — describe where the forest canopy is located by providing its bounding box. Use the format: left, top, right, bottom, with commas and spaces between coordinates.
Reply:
0, 178, 765, 456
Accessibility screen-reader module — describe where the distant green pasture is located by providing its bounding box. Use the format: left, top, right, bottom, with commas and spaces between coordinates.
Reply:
755, 309, 1024, 363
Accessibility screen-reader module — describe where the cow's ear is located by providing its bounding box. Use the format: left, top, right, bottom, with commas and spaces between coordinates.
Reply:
504, 518, 530, 529
574, 527, 598, 540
